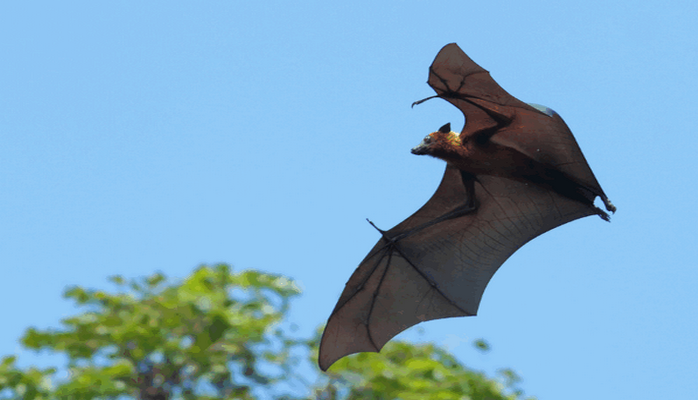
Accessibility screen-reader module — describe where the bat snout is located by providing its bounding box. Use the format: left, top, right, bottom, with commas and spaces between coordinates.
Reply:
411, 145, 429, 155
411, 136, 432, 155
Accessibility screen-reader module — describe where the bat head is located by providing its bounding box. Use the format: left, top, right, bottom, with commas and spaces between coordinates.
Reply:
411, 123, 462, 157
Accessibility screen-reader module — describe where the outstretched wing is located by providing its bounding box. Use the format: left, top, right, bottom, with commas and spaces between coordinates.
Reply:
427, 43, 608, 200
318, 165, 595, 371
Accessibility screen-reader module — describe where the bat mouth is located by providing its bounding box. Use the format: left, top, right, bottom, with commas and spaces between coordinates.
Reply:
411, 145, 429, 155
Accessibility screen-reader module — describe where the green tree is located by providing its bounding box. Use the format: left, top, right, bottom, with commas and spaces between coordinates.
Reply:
0, 265, 534, 400
312, 337, 532, 400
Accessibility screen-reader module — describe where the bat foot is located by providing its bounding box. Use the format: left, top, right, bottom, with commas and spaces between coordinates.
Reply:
595, 207, 611, 222
595, 195, 616, 222
602, 196, 617, 214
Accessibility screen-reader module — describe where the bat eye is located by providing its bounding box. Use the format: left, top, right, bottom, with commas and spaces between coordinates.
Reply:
424, 135, 432, 143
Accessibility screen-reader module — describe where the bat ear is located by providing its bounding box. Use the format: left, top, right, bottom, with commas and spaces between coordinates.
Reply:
439, 123, 451, 133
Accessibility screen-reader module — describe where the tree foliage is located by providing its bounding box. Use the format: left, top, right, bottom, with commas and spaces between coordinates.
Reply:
311, 336, 532, 400
0, 265, 534, 400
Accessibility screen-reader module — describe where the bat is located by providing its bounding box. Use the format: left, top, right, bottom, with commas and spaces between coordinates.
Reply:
318, 43, 616, 371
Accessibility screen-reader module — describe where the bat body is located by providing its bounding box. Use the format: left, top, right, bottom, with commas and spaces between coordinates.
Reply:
319, 43, 615, 371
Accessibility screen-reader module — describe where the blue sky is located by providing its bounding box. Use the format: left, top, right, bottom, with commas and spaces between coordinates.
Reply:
1, 1, 697, 399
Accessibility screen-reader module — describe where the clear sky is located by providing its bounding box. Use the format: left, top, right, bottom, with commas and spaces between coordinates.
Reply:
1, 1, 697, 399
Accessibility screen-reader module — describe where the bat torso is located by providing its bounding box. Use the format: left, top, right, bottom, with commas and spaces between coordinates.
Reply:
428, 107, 603, 207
